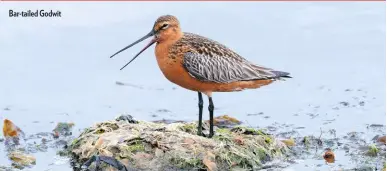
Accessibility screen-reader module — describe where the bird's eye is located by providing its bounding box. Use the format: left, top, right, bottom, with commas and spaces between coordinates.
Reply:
161, 24, 169, 29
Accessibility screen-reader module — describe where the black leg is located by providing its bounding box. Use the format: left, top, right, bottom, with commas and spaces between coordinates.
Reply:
82, 155, 129, 171
197, 92, 204, 136
208, 97, 214, 138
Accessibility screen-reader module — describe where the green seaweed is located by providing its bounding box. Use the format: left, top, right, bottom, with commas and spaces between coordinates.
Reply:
180, 123, 197, 133
69, 138, 82, 150
170, 156, 203, 169
127, 144, 145, 153
222, 151, 255, 169
213, 135, 232, 142
217, 128, 232, 134
302, 136, 310, 147
264, 136, 273, 144
256, 147, 269, 162
231, 126, 267, 136
367, 144, 379, 157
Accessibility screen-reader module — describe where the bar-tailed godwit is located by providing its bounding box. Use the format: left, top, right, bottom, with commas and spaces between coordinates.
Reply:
82, 14, 291, 171
110, 15, 291, 138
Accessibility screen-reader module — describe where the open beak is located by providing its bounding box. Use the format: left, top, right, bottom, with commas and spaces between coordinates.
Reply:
110, 30, 156, 70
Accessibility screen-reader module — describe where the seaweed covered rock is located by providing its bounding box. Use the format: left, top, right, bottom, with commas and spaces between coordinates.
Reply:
65, 115, 289, 171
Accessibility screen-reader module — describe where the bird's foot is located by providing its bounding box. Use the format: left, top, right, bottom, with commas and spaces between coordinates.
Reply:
197, 122, 215, 138
197, 130, 215, 138
204, 133, 215, 138
82, 155, 129, 171
197, 131, 207, 138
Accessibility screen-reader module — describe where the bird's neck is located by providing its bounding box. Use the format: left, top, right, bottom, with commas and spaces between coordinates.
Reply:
157, 30, 183, 46
155, 30, 183, 63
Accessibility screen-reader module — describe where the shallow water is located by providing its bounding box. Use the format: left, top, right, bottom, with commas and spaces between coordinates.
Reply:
0, 2, 385, 170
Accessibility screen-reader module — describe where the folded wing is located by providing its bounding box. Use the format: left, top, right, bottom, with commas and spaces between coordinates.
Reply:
183, 52, 288, 84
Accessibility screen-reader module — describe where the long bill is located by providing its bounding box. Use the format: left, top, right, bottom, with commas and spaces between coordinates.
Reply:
119, 38, 156, 70
109, 30, 157, 70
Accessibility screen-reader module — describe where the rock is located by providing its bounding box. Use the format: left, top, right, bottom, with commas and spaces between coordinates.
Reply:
210, 115, 242, 128
65, 115, 289, 171
281, 138, 295, 147
156, 109, 171, 113
3, 119, 25, 146
345, 166, 377, 171
247, 112, 264, 116
203, 151, 217, 171
115, 114, 138, 124
0, 165, 15, 171
301, 136, 310, 146
377, 136, 386, 144
3, 119, 24, 138
52, 122, 75, 138
323, 148, 335, 163
8, 150, 36, 169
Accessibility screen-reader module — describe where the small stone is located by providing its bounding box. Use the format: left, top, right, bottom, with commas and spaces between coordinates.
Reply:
211, 115, 241, 128
3, 119, 25, 146
115, 81, 125, 86
343, 145, 350, 152
247, 112, 264, 116
0, 165, 14, 171
281, 138, 295, 147
115, 115, 138, 124
156, 109, 170, 113
8, 151, 36, 169
41, 138, 48, 144
377, 136, 386, 144
339, 102, 349, 106
203, 151, 217, 171
52, 122, 75, 138
301, 136, 310, 145
369, 124, 384, 128
323, 148, 335, 163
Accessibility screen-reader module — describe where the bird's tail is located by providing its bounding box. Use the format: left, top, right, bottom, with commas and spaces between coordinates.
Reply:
271, 70, 292, 78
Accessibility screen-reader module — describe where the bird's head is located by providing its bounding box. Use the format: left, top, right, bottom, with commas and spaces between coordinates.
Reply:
110, 15, 182, 70
152, 15, 181, 43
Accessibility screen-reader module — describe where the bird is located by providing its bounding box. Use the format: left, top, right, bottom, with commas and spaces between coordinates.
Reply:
82, 14, 291, 171
110, 15, 291, 138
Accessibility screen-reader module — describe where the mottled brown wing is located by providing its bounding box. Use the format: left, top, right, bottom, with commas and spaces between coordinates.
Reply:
183, 52, 278, 83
